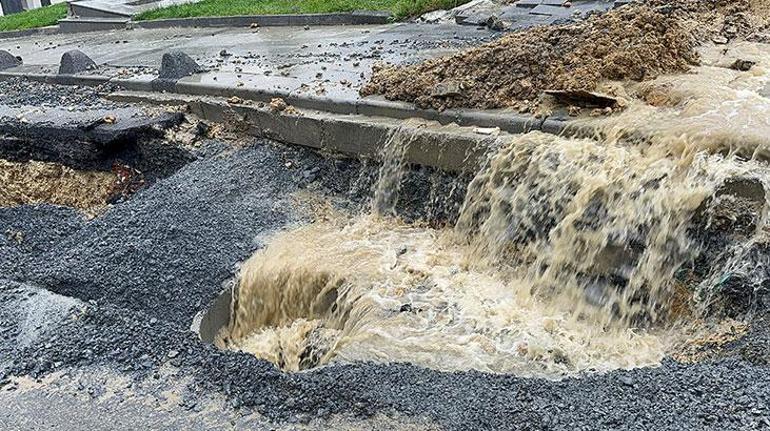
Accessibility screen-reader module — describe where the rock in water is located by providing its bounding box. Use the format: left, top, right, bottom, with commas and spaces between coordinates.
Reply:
159, 51, 203, 80
0, 50, 21, 70
58, 50, 96, 75
731, 59, 756, 71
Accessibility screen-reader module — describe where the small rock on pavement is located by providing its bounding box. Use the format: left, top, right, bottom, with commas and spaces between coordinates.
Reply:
58, 50, 96, 75
0, 50, 21, 70
618, 375, 635, 387
159, 50, 203, 80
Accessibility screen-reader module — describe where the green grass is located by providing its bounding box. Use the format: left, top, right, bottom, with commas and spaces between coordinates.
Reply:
135, 0, 469, 21
0, 3, 67, 32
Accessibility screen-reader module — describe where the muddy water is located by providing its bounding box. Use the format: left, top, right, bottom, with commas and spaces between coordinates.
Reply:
221, 42, 770, 376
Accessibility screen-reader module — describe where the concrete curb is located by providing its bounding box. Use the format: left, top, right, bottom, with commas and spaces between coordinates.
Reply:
109, 90, 508, 169
0, 71, 112, 86
0, 70, 569, 136
0, 11, 390, 39
138, 79, 556, 135
132, 11, 392, 30
0, 25, 59, 40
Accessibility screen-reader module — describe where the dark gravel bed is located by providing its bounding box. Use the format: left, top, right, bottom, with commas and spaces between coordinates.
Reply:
4, 287, 770, 430
0, 78, 123, 109
0, 205, 86, 279
2, 79, 770, 430
1, 134, 769, 430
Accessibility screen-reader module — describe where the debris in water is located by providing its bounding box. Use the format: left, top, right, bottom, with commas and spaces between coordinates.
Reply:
544, 89, 618, 109
730, 58, 756, 71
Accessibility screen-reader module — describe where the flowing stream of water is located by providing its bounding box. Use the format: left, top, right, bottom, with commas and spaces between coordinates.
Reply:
219, 42, 770, 376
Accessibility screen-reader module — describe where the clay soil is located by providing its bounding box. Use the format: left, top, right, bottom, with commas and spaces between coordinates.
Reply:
0, 159, 116, 216
361, 0, 770, 111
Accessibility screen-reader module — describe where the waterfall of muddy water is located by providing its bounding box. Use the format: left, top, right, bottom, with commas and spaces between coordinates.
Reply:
221, 42, 770, 376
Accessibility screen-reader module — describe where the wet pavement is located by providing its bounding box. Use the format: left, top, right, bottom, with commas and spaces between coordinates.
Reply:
0, 23, 499, 104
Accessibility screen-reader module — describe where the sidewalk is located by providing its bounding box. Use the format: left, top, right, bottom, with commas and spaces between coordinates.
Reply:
1, 22, 495, 99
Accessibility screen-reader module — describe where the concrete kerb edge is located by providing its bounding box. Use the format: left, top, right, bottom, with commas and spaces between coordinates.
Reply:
178, 96, 514, 172
0, 25, 59, 40
0, 11, 389, 39
0, 71, 111, 86
131, 12, 391, 30
114, 77, 556, 135
0, 70, 568, 135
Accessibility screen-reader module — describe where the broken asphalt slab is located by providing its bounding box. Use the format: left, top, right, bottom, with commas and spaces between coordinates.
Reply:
0, 104, 187, 171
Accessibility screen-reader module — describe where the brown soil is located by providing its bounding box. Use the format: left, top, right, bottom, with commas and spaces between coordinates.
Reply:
0, 159, 117, 217
361, 0, 770, 111
672, 319, 749, 364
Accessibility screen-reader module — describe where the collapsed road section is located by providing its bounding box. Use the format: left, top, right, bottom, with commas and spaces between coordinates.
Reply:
2, 3, 770, 431
1, 66, 770, 430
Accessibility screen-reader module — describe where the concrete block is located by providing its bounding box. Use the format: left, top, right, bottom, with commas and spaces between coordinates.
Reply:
58, 50, 96, 75
0, 50, 21, 70
159, 51, 203, 80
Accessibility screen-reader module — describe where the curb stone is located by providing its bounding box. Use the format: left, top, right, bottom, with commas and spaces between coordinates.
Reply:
0, 70, 568, 136
0, 25, 58, 40
131, 11, 392, 30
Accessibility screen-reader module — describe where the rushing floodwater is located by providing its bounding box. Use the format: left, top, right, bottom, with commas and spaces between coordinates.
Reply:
219, 43, 770, 376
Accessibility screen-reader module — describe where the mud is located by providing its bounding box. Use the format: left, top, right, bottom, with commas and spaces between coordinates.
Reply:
362, 0, 770, 111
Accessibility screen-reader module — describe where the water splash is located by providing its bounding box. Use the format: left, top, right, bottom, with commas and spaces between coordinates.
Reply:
221, 42, 770, 376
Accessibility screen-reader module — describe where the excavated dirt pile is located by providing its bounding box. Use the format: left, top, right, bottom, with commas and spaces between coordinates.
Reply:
361, 0, 770, 111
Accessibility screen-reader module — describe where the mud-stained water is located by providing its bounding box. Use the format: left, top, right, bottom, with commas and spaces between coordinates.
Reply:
221, 42, 770, 376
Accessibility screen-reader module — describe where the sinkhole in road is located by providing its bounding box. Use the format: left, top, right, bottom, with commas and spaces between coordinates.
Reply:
201, 42, 770, 377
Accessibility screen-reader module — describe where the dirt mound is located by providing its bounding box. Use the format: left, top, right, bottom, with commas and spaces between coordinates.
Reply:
0, 159, 116, 216
361, 0, 769, 111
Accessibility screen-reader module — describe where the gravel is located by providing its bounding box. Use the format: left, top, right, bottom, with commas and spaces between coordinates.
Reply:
0, 205, 87, 279
0, 78, 122, 109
